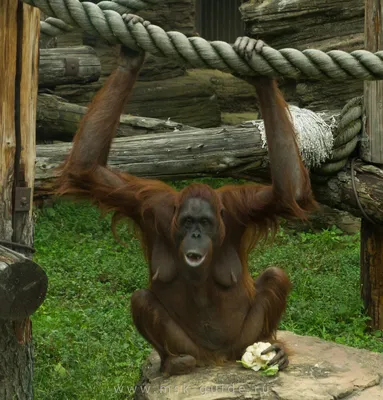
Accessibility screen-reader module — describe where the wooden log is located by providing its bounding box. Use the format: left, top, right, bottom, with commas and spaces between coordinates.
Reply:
188, 69, 258, 113
55, 28, 83, 47
360, 0, 383, 332
240, 0, 364, 52
39, 46, 101, 88
32, 120, 383, 224
139, 0, 197, 37
0, 245, 48, 320
0, 2, 45, 399
239, 0, 364, 112
310, 160, 383, 225
361, 0, 383, 163
53, 74, 222, 128
34, 125, 267, 184
361, 221, 383, 330
0, 1, 17, 245
36, 94, 195, 141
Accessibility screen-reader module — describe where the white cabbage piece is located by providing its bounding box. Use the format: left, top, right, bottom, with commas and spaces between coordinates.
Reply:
239, 342, 279, 375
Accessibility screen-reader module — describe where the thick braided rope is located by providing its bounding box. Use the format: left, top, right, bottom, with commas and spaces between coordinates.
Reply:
25, 0, 383, 80
315, 97, 363, 175
38, 0, 161, 37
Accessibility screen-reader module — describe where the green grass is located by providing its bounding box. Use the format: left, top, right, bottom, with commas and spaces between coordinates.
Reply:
31, 181, 383, 399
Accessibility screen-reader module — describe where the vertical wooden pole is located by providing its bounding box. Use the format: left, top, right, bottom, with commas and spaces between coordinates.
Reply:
0, 1, 41, 399
360, 0, 383, 331
362, 0, 383, 163
361, 221, 383, 329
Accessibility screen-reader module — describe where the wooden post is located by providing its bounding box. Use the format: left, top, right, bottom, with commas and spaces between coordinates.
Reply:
361, 221, 383, 329
360, 0, 383, 331
362, 0, 383, 163
0, 1, 47, 399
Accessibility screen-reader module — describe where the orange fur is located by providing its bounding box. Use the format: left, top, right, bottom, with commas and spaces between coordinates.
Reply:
53, 61, 316, 375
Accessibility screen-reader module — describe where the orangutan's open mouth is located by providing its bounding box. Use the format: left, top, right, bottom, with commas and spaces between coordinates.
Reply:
185, 251, 206, 267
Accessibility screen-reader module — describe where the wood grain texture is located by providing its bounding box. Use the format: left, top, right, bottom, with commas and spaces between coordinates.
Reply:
33, 118, 383, 224
0, 0, 17, 243
39, 46, 101, 88
362, 0, 383, 163
53, 74, 222, 128
34, 125, 269, 183
36, 94, 195, 141
0, 2, 41, 399
361, 221, 383, 330
13, 3, 40, 255
240, 0, 364, 52
240, 0, 365, 112
0, 245, 48, 320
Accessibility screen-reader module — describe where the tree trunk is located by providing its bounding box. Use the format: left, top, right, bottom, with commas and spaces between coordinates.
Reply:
0, 1, 44, 399
36, 94, 195, 142
38, 46, 101, 88
240, 0, 364, 112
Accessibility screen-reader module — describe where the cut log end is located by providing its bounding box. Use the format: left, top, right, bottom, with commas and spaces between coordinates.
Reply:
0, 247, 48, 320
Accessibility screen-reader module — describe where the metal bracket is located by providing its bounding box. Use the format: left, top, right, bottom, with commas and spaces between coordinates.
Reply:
65, 57, 79, 76
14, 187, 31, 212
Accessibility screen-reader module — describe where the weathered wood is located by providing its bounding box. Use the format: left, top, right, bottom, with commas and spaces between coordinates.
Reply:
53, 74, 222, 128
240, 0, 364, 111
188, 69, 258, 113
0, 245, 48, 320
81, 33, 119, 77
34, 125, 267, 185
33, 120, 383, 224
311, 161, 383, 225
361, 221, 383, 330
0, 2, 44, 399
55, 28, 83, 47
0, 1, 17, 244
285, 203, 361, 234
362, 0, 383, 163
36, 94, 196, 141
240, 0, 364, 51
294, 80, 363, 112
39, 46, 101, 88
139, 0, 197, 37
359, 0, 383, 332
15, 3, 40, 257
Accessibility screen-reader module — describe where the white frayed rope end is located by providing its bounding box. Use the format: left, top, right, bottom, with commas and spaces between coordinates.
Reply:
253, 105, 335, 168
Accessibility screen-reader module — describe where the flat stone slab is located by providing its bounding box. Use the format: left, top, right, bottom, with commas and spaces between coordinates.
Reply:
134, 331, 383, 400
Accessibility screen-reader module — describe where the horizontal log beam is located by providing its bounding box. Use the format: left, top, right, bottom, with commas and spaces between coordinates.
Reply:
33, 117, 383, 223
0, 245, 48, 320
35, 124, 268, 183
36, 94, 195, 141
39, 46, 101, 88
53, 73, 222, 128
